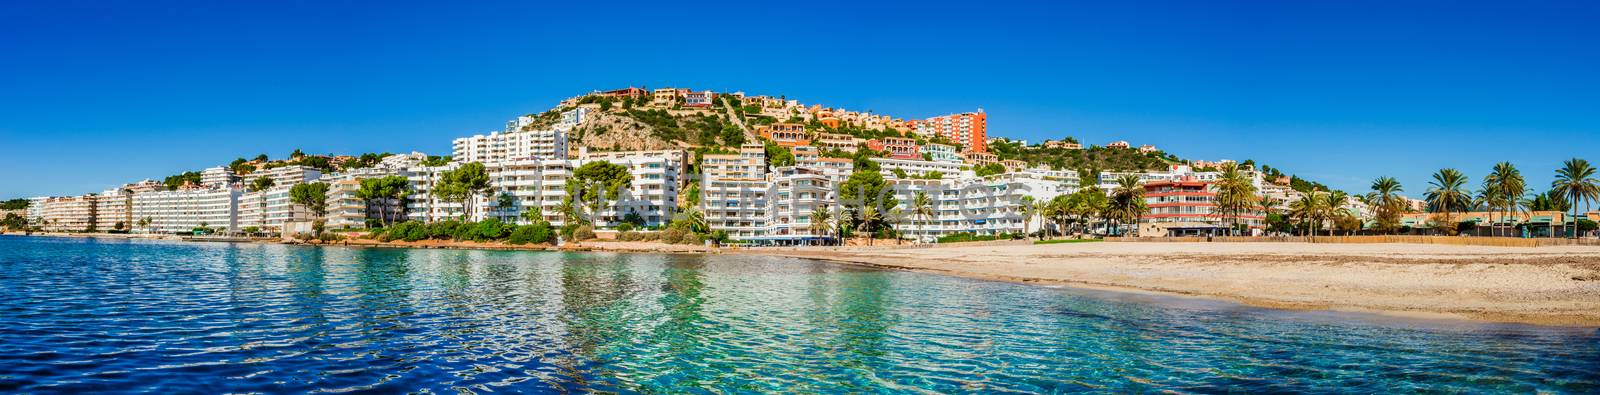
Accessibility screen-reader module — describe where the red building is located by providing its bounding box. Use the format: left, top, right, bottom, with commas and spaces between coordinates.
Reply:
867, 137, 920, 160
914, 110, 988, 153
1141, 177, 1263, 236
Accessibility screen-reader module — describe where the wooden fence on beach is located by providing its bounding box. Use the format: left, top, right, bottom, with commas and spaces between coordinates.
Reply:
1107, 235, 1600, 248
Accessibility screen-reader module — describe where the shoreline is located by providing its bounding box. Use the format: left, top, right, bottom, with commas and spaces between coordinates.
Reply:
741, 242, 1600, 327
11, 232, 1599, 326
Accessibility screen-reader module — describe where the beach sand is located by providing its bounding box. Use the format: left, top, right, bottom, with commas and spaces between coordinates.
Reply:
745, 241, 1600, 326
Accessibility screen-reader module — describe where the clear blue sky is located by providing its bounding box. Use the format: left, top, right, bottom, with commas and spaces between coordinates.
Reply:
3, 1, 1596, 199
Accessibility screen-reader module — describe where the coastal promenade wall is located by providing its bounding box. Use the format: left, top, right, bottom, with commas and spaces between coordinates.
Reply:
1110, 235, 1600, 248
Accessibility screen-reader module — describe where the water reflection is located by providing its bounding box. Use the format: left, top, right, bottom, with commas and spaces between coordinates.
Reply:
0, 235, 1596, 393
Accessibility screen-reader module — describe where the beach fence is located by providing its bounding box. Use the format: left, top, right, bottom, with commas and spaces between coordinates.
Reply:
1108, 235, 1600, 248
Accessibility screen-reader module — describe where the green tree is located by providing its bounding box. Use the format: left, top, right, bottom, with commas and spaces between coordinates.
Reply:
909, 191, 935, 242
1108, 175, 1148, 236
434, 162, 491, 220
810, 206, 834, 245
1365, 176, 1405, 235
1425, 168, 1472, 235
1321, 191, 1352, 236
1019, 196, 1039, 240
839, 171, 895, 214
1552, 158, 1599, 238
249, 176, 275, 192
859, 204, 882, 245
974, 163, 1006, 177
1475, 162, 1518, 237
1212, 163, 1257, 235
567, 161, 632, 226
1289, 192, 1326, 239
290, 183, 330, 234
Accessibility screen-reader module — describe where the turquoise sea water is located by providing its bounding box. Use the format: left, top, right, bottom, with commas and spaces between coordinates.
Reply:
0, 235, 1596, 393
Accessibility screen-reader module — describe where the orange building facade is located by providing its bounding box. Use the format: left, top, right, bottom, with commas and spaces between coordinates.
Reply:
912, 110, 988, 153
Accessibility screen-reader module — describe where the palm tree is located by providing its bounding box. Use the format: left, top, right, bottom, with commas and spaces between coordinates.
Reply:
831, 208, 852, 244
1552, 158, 1599, 238
810, 206, 834, 245
1320, 191, 1349, 237
1109, 175, 1146, 237
1020, 196, 1039, 240
1289, 193, 1324, 240
1425, 168, 1472, 235
910, 191, 934, 243
1484, 163, 1524, 237
859, 205, 882, 246
1366, 176, 1404, 235
1212, 163, 1257, 236
683, 207, 708, 235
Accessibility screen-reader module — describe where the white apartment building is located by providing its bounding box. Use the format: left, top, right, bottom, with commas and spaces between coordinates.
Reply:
236, 185, 310, 234
42, 195, 96, 232
889, 173, 1076, 242
132, 187, 241, 234
701, 143, 768, 181
795, 157, 854, 183
871, 157, 968, 179
758, 166, 838, 244
453, 109, 585, 163
252, 165, 322, 186
325, 180, 369, 230
404, 148, 683, 227
920, 143, 963, 163
701, 143, 773, 239
702, 176, 771, 239
201, 166, 237, 187
404, 163, 464, 222
572, 149, 686, 227
27, 196, 49, 223
93, 188, 133, 232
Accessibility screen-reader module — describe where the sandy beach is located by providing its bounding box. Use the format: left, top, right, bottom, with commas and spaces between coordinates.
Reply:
746, 241, 1600, 326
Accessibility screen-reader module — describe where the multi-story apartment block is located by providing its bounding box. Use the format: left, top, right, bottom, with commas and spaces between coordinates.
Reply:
42, 195, 96, 232
201, 166, 237, 187
27, 196, 49, 223
253, 165, 323, 187
405, 150, 686, 227
132, 187, 241, 234
758, 123, 809, 146
324, 180, 369, 230
701, 143, 768, 181
453, 109, 584, 163
1139, 177, 1264, 237
569, 150, 686, 227
815, 133, 860, 152
703, 144, 770, 239
919, 143, 962, 163
888, 172, 1074, 242
93, 188, 133, 232
963, 151, 999, 165
762, 166, 839, 244
684, 91, 715, 107
867, 137, 920, 160
872, 158, 966, 179
796, 157, 854, 182
913, 110, 988, 153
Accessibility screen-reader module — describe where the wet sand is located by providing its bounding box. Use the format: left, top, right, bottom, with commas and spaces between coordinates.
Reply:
745, 241, 1600, 326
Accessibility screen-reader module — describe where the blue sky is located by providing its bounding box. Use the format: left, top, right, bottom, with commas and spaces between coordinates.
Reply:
2, 0, 1596, 199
